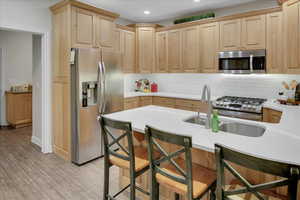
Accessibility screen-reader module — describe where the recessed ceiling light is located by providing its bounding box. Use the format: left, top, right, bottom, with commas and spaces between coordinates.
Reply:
194, 0, 201, 2
144, 10, 151, 15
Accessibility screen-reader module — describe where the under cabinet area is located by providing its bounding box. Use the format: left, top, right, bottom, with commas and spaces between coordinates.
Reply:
263, 108, 282, 123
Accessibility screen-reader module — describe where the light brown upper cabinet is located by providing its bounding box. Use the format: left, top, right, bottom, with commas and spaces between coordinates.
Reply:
97, 17, 115, 49
220, 19, 241, 51
266, 12, 283, 73
168, 29, 182, 73
182, 26, 200, 73
137, 27, 155, 73
72, 7, 97, 48
156, 31, 168, 73
114, 28, 123, 53
241, 15, 266, 50
123, 30, 136, 73
283, 0, 300, 74
199, 22, 220, 73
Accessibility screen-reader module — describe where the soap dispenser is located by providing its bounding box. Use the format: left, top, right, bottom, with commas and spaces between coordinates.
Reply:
211, 109, 220, 133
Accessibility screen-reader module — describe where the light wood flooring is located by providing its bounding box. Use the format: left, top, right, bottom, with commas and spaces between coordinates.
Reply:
0, 127, 127, 200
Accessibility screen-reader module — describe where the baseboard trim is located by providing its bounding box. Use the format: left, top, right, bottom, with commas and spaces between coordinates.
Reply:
31, 136, 42, 147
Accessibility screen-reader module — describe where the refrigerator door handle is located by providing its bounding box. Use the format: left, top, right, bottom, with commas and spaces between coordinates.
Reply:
97, 62, 104, 114
101, 61, 107, 114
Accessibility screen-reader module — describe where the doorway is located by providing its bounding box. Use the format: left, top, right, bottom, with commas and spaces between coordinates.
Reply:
0, 29, 46, 151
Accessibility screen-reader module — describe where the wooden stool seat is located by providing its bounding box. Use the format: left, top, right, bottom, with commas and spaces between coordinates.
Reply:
156, 158, 216, 199
110, 146, 160, 172
224, 185, 283, 200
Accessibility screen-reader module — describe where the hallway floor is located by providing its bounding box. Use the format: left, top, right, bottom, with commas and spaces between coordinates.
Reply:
0, 127, 126, 200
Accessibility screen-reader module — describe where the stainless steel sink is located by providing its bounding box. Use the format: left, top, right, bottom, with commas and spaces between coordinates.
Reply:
184, 116, 265, 137
219, 122, 265, 137
184, 116, 206, 126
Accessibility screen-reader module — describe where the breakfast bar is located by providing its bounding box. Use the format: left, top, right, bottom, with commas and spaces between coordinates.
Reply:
104, 104, 300, 200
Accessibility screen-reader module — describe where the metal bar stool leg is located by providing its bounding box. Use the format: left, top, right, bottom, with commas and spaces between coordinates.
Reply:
175, 193, 180, 200
150, 176, 159, 200
209, 181, 217, 200
103, 162, 110, 200
130, 171, 136, 200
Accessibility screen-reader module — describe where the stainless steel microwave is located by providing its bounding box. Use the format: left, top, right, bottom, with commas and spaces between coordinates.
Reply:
219, 49, 266, 74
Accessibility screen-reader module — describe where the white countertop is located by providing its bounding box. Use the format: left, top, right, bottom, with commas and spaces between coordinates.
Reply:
104, 101, 300, 166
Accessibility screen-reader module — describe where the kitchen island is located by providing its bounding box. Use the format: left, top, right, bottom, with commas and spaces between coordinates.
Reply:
104, 104, 300, 199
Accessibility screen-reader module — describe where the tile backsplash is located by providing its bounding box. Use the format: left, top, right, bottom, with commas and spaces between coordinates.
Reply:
125, 73, 300, 99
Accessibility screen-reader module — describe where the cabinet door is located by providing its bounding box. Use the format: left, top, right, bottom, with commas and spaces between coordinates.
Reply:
241, 15, 266, 50
25, 94, 32, 122
156, 32, 168, 73
97, 18, 115, 49
114, 29, 123, 53
266, 12, 283, 73
220, 19, 241, 51
182, 27, 199, 73
123, 31, 136, 73
137, 27, 155, 73
72, 7, 96, 48
168, 29, 182, 72
199, 23, 220, 73
283, 0, 300, 74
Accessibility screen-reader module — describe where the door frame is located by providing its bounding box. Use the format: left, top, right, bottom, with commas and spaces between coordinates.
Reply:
0, 27, 52, 153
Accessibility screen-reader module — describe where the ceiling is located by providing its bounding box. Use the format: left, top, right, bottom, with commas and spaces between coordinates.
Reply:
79, 0, 276, 23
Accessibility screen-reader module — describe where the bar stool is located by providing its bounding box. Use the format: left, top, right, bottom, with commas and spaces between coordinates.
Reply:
145, 125, 217, 200
215, 144, 300, 200
99, 116, 158, 200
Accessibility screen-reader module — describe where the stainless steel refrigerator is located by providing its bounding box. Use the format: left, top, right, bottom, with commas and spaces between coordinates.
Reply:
70, 48, 123, 165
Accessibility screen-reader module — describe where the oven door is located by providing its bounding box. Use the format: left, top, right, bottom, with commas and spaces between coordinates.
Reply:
219, 57, 251, 74
219, 50, 266, 74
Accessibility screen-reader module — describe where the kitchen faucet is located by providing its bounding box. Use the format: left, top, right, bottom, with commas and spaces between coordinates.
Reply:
200, 85, 212, 129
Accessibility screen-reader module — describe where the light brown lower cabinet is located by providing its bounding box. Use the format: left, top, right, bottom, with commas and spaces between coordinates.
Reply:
152, 97, 176, 108
124, 97, 139, 110
263, 108, 282, 123
124, 96, 208, 113
139, 96, 153, 107
5, 92, 32, 128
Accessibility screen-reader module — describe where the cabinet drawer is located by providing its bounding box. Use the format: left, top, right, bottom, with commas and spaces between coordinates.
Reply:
153, 97, 175, 108
124, 97, 139, 110
175, 105, 195, 112
139, 96, 152, 106
263, 108, 282, 123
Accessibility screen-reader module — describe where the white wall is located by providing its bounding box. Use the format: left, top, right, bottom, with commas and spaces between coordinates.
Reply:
125, 74, 300, 100
32, 34, 42, 145
0, 30, 33, 126
0, 0, 58, 33
155, 0, 278, 26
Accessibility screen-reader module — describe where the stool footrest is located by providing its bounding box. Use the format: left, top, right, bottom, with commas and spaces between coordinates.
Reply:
135, 185, 150, 196
113, 184, 131, 198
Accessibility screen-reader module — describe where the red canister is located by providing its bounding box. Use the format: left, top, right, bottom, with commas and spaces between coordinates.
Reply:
151, 82, 158, 93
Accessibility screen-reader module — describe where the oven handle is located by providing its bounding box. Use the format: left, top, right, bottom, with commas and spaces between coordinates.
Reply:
250, 54, 254, 73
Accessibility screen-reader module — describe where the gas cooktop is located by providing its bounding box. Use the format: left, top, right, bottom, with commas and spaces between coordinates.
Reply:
213, 96, 267, 114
